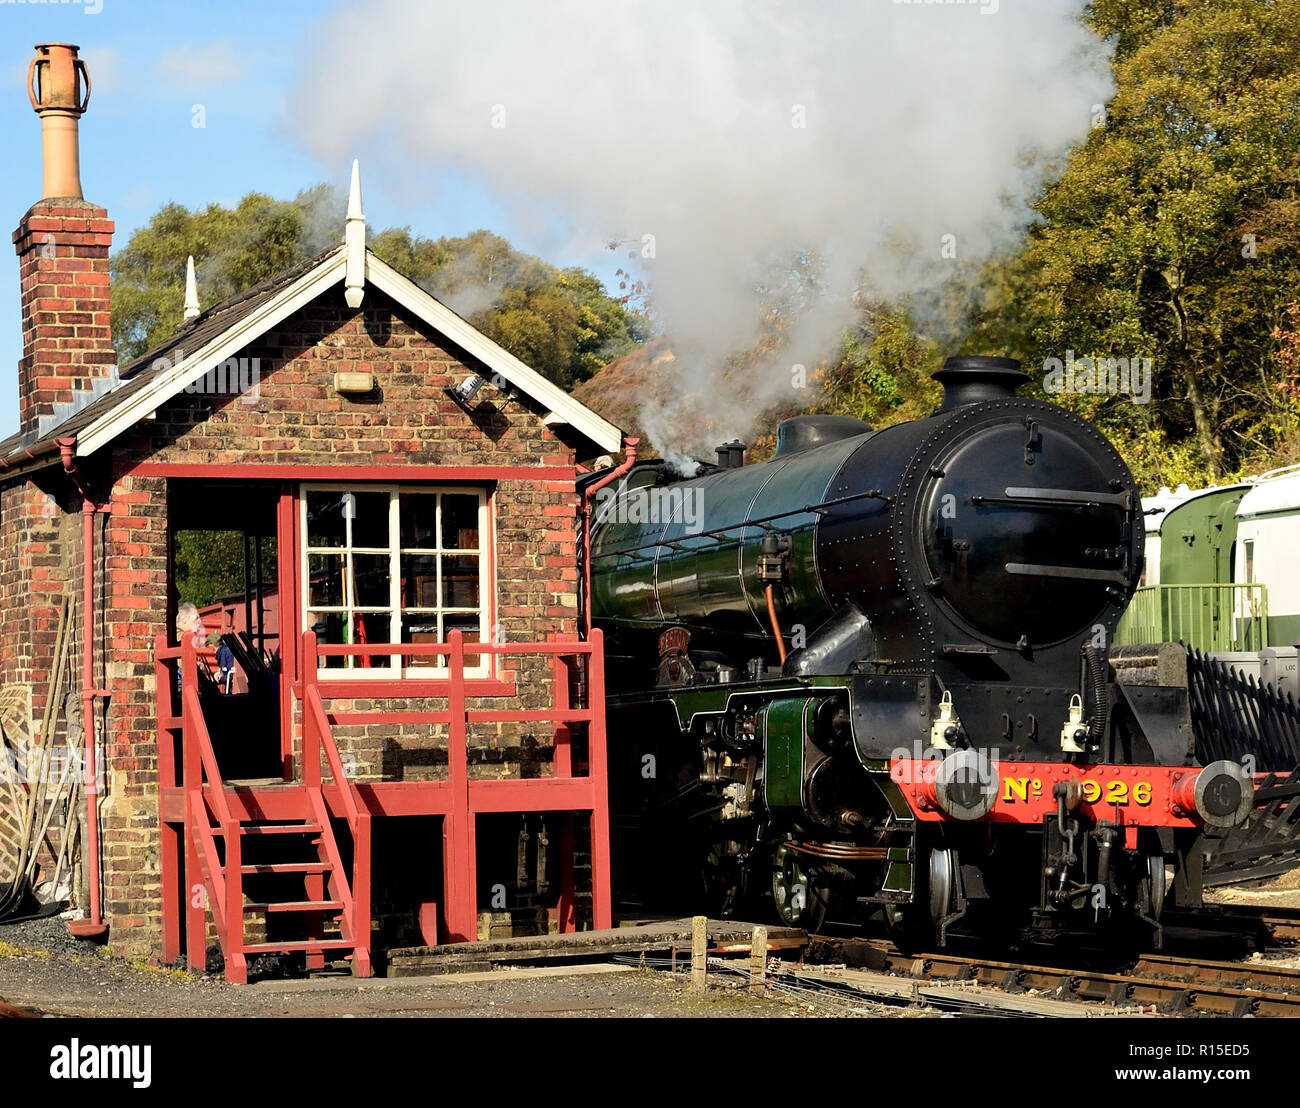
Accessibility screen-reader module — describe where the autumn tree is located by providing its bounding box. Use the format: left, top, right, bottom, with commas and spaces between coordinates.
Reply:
111, 195, 639, 389
1003, 0, 1300, 482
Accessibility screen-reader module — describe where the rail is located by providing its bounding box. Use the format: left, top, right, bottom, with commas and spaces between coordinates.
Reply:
1115, 583, 1269, 652
178, 637, 240, 960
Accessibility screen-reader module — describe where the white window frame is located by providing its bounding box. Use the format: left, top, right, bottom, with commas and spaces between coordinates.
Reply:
301, 483, 492, 679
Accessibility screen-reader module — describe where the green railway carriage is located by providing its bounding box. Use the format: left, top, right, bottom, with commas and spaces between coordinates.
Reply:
1235, 469, 1300, 648
1117, 484, 1257, 651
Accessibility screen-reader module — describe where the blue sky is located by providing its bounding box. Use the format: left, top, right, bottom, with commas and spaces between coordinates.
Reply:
0, 0, 623, 439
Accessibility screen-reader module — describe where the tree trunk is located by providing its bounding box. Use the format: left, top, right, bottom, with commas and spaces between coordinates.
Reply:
1165, 275, 1224, 477
1181, 362, 1225, 478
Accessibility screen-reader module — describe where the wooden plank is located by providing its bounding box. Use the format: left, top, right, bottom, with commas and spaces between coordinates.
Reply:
789, 966, 1156, 1018
387, 918, 807, 976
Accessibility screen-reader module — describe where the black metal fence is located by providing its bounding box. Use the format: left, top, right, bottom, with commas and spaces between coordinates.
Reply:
1187, 648, 1300, 771
1185, 648, 1300, 885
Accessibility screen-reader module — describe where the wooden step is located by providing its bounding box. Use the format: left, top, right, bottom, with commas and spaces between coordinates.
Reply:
243, 900, 344, 914
240, 862, 332, 875
240, 939, 356, 955
214, 823, 321, 836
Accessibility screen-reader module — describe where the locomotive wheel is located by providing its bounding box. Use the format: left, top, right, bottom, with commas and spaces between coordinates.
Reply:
884, 845, 958, 953
771, 840, 830, 931
1139, 853, 1167, 919
699, 841, 743, 918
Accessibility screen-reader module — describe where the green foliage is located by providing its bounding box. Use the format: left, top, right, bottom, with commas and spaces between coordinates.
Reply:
111, 196, 639, 389
366, 227, 640, 388
999, 0, 1300, 484
172, 530, 246, 609
821, 308, 943, 429
111, 188, 336, 363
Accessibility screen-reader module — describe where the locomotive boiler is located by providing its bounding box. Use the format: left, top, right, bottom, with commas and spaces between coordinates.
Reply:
582, 356, 1254, 947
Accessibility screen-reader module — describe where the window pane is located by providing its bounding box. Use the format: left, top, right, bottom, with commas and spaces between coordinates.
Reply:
442, 494, 480, 549
350, 491, 391, 549
444, 612, 482, 642
399, 492, 438, 549
401, 618, 443, 668
442, 555, 480, 608
307, 611, 347, 668
351, 611, 392, 668
352, 553, 391, 607
308, 553, 344, 607
400, 553, 438, 609
306, 491, 347, 548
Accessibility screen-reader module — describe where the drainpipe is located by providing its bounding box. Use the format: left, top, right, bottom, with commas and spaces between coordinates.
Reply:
57, 437, 109, 941
579, 438, 638, 638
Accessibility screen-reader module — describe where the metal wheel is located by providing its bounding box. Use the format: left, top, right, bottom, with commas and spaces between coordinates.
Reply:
885, 844, 958, 951
1142, 853, 1167, 919
771, 839, 829, 931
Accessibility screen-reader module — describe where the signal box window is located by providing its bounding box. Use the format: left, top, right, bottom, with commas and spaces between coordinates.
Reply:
302, 486, 490, 677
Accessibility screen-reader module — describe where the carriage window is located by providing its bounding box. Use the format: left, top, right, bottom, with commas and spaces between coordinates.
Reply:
1243, 539, 1254, 584
303, 486, 491, 675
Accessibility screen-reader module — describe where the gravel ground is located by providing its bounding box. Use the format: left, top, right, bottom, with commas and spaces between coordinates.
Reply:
0, 916, 874, 1018
1207, 863, 1300, 910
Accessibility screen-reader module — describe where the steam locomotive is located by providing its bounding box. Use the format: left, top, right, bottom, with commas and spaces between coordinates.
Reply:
582, 356, 1255, 948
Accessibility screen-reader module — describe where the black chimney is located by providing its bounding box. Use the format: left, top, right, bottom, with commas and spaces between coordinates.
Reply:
715, 439, 746, 469
931, 355, 1029, 411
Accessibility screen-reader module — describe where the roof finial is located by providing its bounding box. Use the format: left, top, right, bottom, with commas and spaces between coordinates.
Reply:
344, 158, 365, 308
183, 255, 200, 321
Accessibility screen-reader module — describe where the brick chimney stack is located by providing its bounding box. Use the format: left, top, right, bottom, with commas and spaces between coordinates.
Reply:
12, 43, 115, 439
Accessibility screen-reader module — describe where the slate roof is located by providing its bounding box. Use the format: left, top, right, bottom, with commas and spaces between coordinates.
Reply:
0, 246, 343, 466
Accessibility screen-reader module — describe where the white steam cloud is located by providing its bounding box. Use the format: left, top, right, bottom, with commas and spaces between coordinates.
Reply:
293, 0, 1112, 457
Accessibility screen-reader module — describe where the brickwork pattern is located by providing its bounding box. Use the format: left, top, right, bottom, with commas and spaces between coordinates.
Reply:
12, 199, 115, 435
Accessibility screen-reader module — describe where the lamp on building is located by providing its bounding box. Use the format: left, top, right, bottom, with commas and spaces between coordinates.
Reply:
446, 373, 486, 408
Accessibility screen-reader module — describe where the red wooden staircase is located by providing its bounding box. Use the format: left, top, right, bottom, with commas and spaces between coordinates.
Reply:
170, 638, 371, 985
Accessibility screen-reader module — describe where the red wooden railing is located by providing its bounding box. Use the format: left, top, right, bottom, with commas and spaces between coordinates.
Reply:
306, 628, 612, 943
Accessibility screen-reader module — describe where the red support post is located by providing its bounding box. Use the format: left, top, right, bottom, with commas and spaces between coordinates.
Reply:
180, 635, 205, 971
276, 486, 298, 776
552, 649, 576, 932
352, 812, 372, 977
586, 630, 613, 930
443, 630, 477, 942
224, 812, 245, 983
301, 631, 320, 788
558, 815, 577, 933
155, 637, 181, 965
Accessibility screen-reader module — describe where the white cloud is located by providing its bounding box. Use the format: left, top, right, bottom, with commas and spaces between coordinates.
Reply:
79, 46, 121, 97
158, 39, 245, 90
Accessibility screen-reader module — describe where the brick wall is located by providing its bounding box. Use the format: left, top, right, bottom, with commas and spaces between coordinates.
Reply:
80, 284, 586, 959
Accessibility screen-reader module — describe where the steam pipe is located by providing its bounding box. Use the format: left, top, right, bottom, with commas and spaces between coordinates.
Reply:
580, 438, 639, 637
58, 437, 108, 939
765, 584, 787, 664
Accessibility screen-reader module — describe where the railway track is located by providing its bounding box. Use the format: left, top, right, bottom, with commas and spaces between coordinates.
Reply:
800, 936, 1300, 1016
1206, 903, 1300, 943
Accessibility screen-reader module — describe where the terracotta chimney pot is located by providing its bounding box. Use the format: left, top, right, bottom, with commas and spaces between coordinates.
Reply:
28, 43, 91, 200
